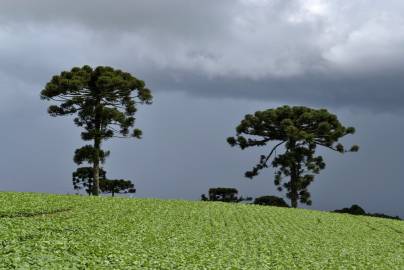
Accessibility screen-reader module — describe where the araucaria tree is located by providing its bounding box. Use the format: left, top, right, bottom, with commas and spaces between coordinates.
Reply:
227, 106, 358, 208
41, 66, 152, 195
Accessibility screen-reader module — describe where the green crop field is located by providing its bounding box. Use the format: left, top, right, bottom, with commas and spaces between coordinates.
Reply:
0, 192, 403, 269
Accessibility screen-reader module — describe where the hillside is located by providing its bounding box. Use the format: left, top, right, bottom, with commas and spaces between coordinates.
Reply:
0, 192, 403, 269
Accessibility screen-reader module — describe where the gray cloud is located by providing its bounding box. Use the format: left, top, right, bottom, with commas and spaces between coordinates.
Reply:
1, 0, 404, 111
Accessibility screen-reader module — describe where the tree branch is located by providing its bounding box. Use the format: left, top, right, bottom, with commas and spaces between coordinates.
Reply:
262, 141, 286, 166
314, 141, 340, 152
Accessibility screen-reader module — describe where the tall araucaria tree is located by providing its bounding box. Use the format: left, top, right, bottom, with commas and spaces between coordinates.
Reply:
227, 106, 358, 208
41, 65, 152, 195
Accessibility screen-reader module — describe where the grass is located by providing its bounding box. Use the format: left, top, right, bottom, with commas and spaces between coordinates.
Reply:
0, 192, 403, 269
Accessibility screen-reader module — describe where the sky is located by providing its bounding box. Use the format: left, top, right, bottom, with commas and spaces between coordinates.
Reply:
0, 0, 403, 217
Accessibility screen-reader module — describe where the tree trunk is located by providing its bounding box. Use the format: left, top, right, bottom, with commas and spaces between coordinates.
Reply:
93, 102, 102, 196
93, 137, 101, 196
289, 140, 298, 208
290, 167, 298, 208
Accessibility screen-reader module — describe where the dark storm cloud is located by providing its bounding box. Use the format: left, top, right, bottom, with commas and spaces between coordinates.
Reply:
1, 0, 404, 111
0, 0, 234, 37
158, 70, 404, 112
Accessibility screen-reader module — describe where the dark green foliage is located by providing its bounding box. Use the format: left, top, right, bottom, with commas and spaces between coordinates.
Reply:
73, 145, 110, 165
228, 105, 358, 208
253, 195, 289, 208
72, 167, 135, 197
41, 66, 152, 195
334, 205, 401, 220
334, 204, 366, 215
201, 187, 252, 203
72, 167, 106, 195
367, 213, 401, 220
100, 179, 136, 197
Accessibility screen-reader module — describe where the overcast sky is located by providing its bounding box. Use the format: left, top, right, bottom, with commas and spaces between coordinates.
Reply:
0, 0, 403, 217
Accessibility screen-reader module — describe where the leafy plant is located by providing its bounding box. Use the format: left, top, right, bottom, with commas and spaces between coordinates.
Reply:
0, 192, 402, 269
